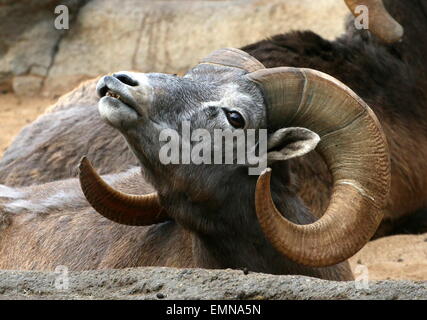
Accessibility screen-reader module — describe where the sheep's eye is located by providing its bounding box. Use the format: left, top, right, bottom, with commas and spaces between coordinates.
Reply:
225, 110, 245, 129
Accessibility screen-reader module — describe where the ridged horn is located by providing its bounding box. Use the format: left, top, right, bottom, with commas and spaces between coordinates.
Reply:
344, 0, 404, 43
200, 48, 265, 72
247, 67, 391, 267
79, 157, 169, 226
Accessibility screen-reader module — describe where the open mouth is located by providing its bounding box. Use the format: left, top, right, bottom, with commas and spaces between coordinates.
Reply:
105, 90, 121, 100
103, 88, 141, 116
101, 88, 141, 116
97, 75, 144, 118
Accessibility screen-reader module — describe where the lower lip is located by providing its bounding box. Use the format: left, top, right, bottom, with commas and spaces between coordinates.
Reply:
101, 96, 142, 117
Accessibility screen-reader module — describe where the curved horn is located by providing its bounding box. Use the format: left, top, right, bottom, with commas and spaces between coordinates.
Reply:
200, 48, 265, 72
344, 0, 403, 43
248, 67, 390, 267
79, 157, 169, 226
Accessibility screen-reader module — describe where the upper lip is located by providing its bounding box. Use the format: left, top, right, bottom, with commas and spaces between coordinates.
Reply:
97, 76, 142, 116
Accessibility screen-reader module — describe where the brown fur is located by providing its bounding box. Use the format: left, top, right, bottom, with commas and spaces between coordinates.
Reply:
0, 170, 193, 270
0, 170, 352, 281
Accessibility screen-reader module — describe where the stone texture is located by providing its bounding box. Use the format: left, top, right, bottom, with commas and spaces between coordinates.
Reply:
0, 0, 349, 97
12, 75, 44, 96
350, 233, 427, 281
0, 0, 88, 93
0, 267, 425, 300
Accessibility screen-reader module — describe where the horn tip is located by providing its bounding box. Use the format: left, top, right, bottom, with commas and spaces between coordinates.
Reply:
79, 156, 90, 171
260, 168, 272, 176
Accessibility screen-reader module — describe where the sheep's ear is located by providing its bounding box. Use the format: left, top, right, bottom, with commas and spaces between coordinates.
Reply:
267, 127, 320, 162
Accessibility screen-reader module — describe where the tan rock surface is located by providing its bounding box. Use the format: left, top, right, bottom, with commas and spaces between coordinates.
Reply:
0, 0, 349, 97
350, 233, 427, 281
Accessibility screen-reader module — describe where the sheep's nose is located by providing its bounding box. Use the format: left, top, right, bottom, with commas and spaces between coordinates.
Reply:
112, 73, 139, 87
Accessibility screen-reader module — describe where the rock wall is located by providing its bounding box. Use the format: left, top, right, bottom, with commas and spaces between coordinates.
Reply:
0, 0, 89, 96
0, 0, 349, 97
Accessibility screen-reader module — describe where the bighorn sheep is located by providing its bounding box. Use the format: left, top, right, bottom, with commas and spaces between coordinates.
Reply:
0, 0, 423, 279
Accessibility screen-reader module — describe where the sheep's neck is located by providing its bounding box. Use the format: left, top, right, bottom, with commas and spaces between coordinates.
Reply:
189, 174, 317, 275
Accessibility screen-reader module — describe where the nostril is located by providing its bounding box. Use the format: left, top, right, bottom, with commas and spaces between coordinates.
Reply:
113, 73, 139, 87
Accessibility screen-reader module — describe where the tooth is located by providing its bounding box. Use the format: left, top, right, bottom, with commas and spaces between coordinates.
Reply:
104, 90, 122, 101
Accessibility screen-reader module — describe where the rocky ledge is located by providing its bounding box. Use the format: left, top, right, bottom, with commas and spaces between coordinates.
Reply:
0, 267, 425, 300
